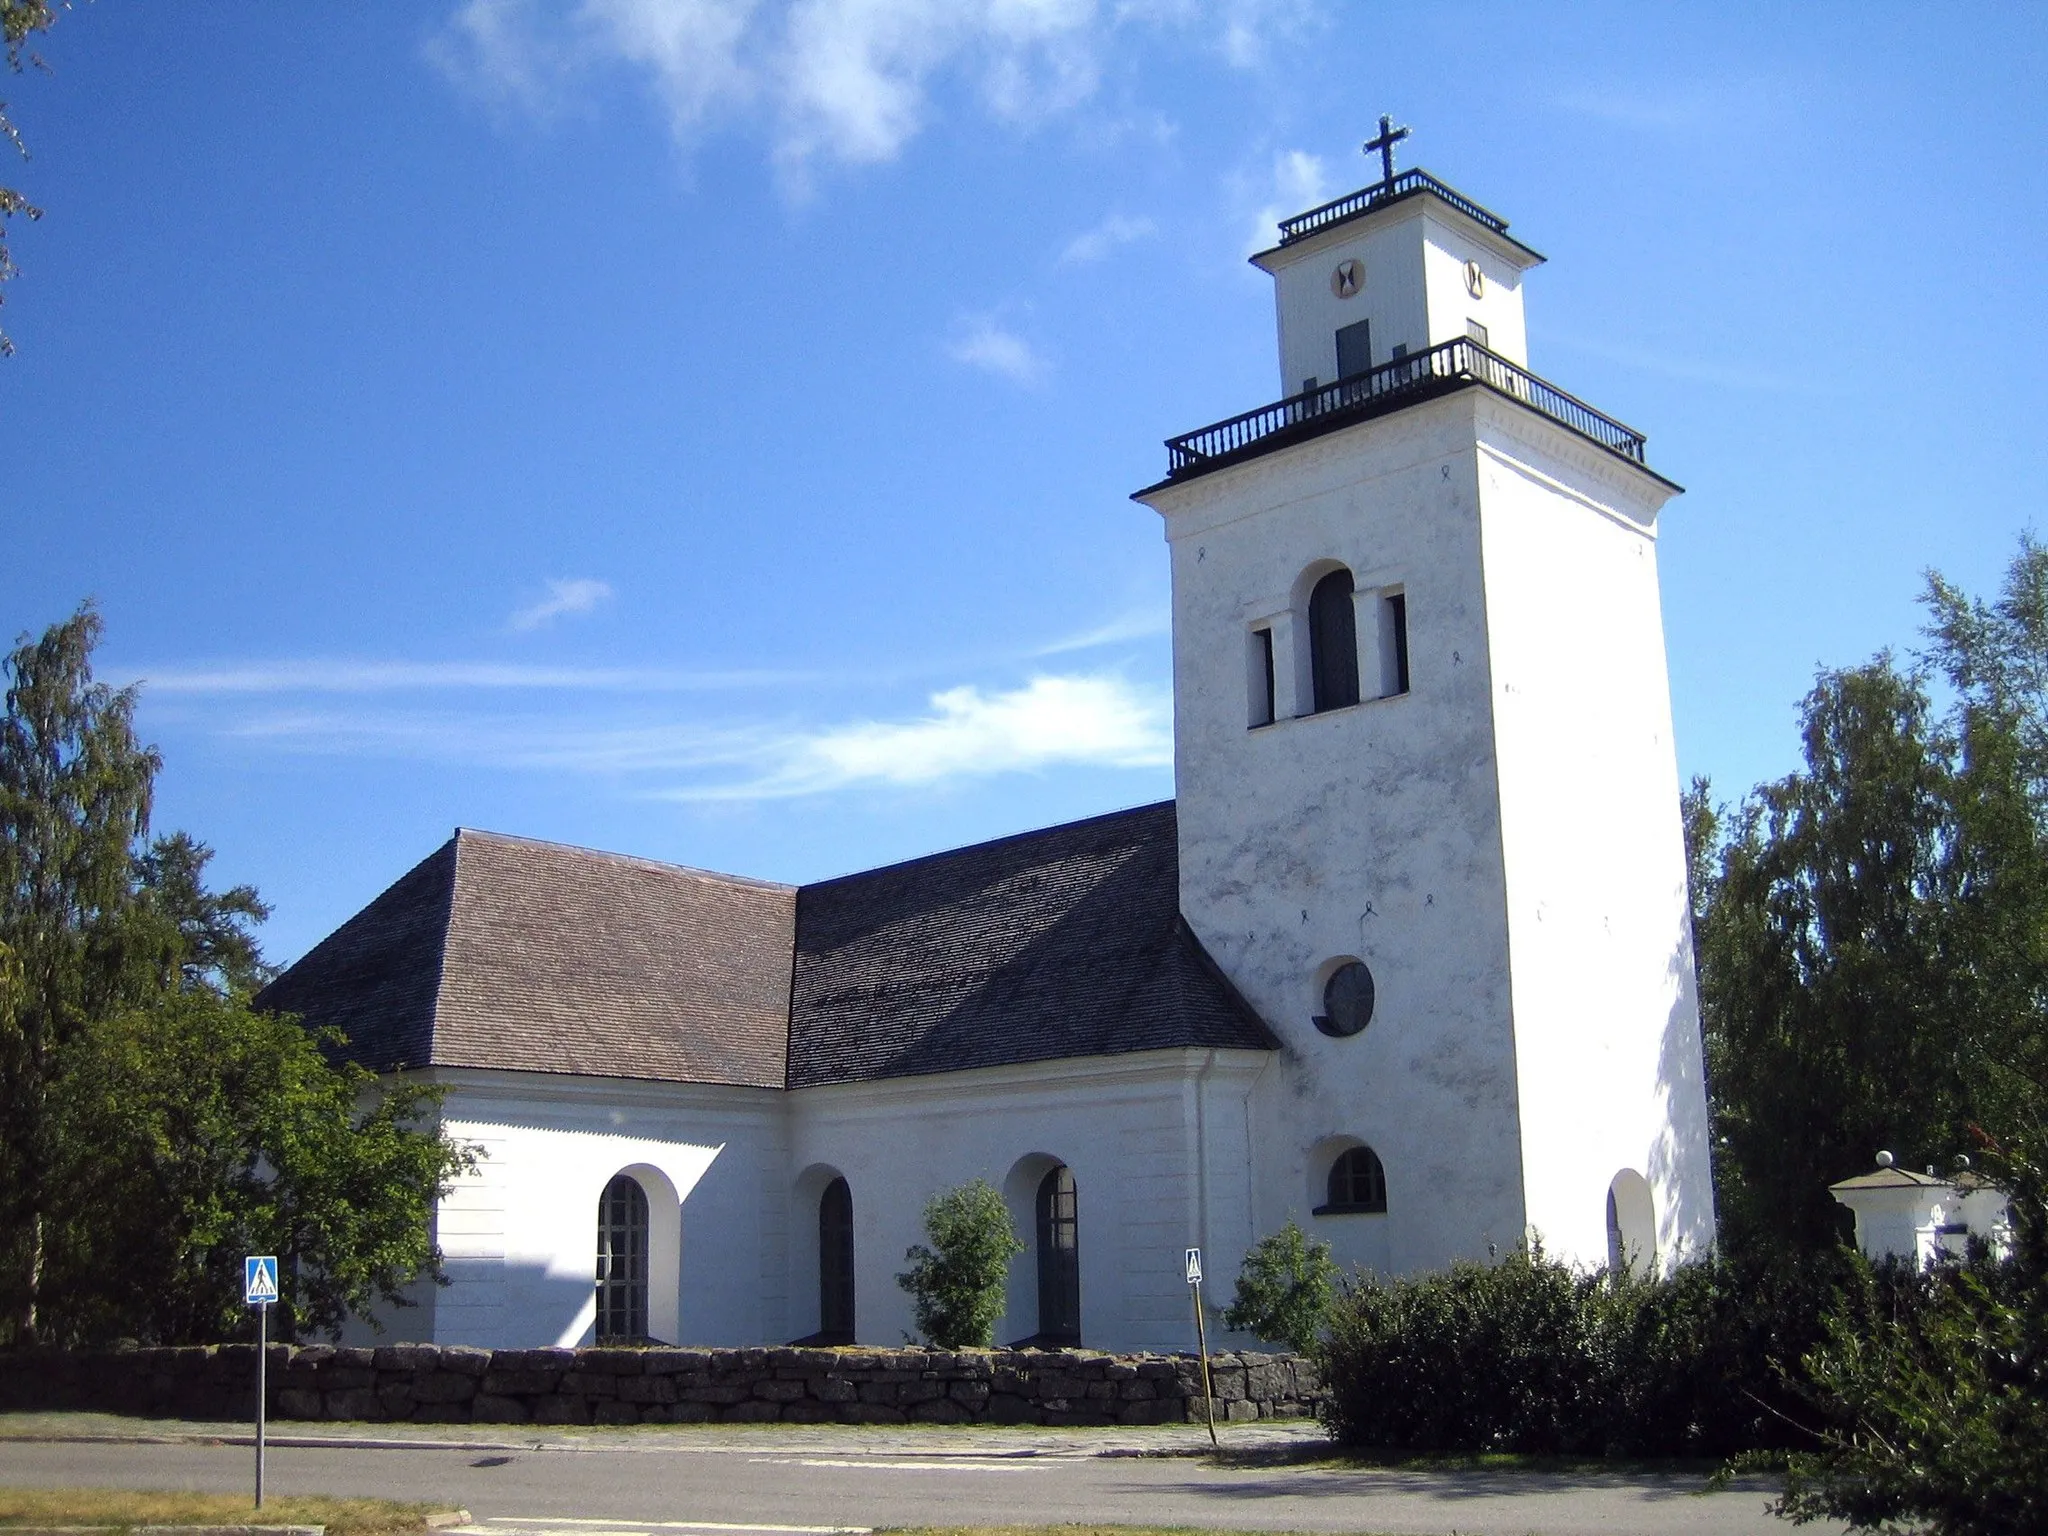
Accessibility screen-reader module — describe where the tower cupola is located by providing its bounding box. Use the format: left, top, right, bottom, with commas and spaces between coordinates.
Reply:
1251, 117, 1545, 394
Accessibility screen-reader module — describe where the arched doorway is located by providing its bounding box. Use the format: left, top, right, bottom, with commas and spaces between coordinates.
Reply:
1607, 1169, 1656, 1275
595, 1173, 650, 1341
818, 1176, 855, 1345
1034, 1165, 1081, 1345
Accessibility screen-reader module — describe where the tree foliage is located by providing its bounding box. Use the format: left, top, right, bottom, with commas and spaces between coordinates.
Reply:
1222, 1219, 1334, 1354
0, 605, 472, 1345
1688, 537, 2048, 1529
1691, 538, 2048, 1261
1, 0, 59, 356
895, 1178, 1022, 1349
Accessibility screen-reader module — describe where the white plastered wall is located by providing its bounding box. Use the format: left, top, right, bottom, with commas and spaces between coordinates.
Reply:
400, 1070, 787, 1348
1145, 396, 1532, 1282
785, 1049, 1267, 1354
1473, 400, 1716, 1272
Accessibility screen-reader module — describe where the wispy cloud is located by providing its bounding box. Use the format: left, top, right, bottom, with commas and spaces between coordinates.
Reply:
427, 1, 1308, 186
947, 314, 1047, 384
1033, 608, 1169, 655
1058, 212, 1155, 266
1543, 327, 1819, 395
130, 660, 819, 694
1245, 147, 1327, 255
1550, 78, 1787, 138
682, 672, 1170, 800
211, 671, 1170, 801
508, 576, 615, 632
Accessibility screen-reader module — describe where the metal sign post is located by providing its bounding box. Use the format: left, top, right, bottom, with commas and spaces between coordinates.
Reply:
1184, 1247, 1218, 1448
244, 1256, 279, 1510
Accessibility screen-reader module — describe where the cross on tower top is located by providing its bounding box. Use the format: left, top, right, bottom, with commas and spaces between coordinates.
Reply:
1362, 114, 1410, 186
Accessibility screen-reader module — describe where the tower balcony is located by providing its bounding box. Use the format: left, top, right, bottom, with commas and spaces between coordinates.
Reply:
1159, 337, 1659, 486
1274, 168, 1515, 248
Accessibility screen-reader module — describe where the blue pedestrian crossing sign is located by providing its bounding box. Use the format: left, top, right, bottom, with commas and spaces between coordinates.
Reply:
244, 1255, 279, 1306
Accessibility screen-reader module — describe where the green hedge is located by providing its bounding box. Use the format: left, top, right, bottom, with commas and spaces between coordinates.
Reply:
1318, 1246, 1855, 1457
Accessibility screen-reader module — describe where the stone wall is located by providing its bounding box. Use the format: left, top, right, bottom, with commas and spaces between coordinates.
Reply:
0, 1344, 1321, 1427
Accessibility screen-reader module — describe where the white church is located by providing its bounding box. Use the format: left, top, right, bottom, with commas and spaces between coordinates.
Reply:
262, 127, 1717, 1353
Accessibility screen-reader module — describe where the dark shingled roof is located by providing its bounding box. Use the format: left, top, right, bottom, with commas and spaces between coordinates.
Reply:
260, 802, 1276, 1088
787, 801, 1276, 1087
259, 830, 795, 1087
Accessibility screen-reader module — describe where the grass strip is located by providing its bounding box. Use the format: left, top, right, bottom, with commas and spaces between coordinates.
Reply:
0, 1489, 448, 1536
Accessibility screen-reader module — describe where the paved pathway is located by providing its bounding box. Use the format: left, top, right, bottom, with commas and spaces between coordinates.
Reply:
0, 1414, 1798, 1536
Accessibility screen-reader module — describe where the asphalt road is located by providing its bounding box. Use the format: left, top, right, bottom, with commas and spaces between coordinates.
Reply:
0, 1434, 1798, 1536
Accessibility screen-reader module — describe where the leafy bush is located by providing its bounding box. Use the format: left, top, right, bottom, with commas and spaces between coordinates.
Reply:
1223, 1220, 1335, 1353
895, 1178, 1022, 1348
1319, 1244, 1853, 1457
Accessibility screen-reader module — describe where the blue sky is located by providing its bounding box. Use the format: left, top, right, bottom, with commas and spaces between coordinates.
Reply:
4, 3, 2045, 965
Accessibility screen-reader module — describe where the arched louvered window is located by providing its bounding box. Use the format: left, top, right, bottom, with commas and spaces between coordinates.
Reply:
1309, 567, 1361, 712
819, 1176, 856, 1344
1035, 1165, 1081, 1345
595, 1174, 650, 1341
1319, 1146, 1388, 1214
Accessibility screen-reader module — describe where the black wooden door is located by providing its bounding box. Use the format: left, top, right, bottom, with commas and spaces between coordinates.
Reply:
819, 1176, 856, 1344
1035, 1165, 1081, 1344
1335, 318, 1372, 380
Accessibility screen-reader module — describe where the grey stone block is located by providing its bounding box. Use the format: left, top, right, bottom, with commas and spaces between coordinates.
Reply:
532, 1397, 592, 1425
415, 1371, 479, 1404
323, 1388, 381, 1420
617, 1376, 678, 1404
439, 1347, 492, 1377
681, 1383, 752, 1404
593, 1400, 641, 1424
809, 1376, 858, 1403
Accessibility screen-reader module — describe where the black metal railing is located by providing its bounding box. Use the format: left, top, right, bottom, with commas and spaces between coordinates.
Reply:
1277, 170, 1512, 246
1163, 338, 1648, 480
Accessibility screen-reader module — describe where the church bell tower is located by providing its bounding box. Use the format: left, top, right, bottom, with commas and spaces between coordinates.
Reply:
1136, 122, 1716, 1279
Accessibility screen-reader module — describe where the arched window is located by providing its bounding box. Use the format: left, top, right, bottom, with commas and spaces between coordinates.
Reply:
1308, 567, 1361, 712
1035, 1165, 1081, 1345
818, 1176, 856, 1345
1319, 1146, 1388, 1214
595, 1173, 650, 1341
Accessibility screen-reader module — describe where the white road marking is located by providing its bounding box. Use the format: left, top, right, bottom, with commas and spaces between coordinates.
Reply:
747, 1456, 1045, 1472
461, 1520, 868, 1534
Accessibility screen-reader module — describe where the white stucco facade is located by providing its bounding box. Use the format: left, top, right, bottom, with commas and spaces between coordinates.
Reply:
336, 167, 1717, 1351
360, 1051, 1269, 1352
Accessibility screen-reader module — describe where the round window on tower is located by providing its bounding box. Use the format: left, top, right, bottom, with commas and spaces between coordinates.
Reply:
1313, 960, 1376, 1038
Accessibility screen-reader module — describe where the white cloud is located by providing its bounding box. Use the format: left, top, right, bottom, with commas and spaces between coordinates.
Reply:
1057, 211, 1156, 266
428, 0, 1294, 181
507, 577, 615, 632
753, 672, 1166, 794
207, 671, 1170, 801
132, 660, 811, 694
1033, 607, 1169, 655
1245, 146, 1327, 254
946, 314, 1047, 383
